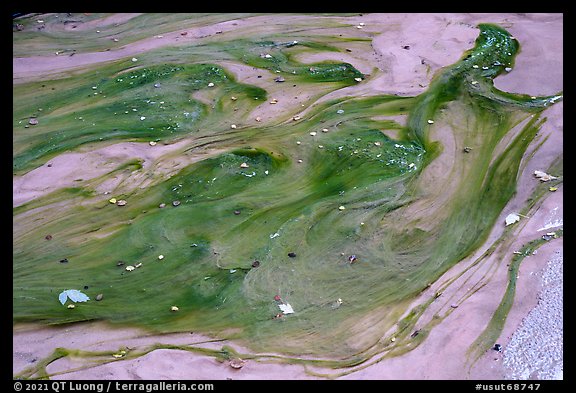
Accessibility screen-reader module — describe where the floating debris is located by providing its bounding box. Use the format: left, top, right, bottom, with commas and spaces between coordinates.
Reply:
251, 260, 260, 268
28, 117, 39, 125
505, 213, 520, 226
207, 82, 215, 87
158, 255, 164, 260
270, 98, 278, 104
274, 295, 282, 302
278, 303, 294, 314
95, 294, 104, 301
322, 128, 329, 133
354, 77, 362, 82
58, 289, 90, 305
240, 162, 249, 168
427, 119, 434, 124
230, 124, 237, 129
463, 146, 472, 153
112, 350, 126, 359
493, 343, 502, 352
332, 298, 343, 309
274, 76, 285, 83
135, 262, 143, 268
229, 358, 246, 369
338, 205, 346, 211
125, 265, 135, 271
170, 306, 179, 312
270, 232, 280, 239
172, 200, 181, 207
549, 186, 558, 192
59, 258, 69, 263
293, 115, 301, 121
67, 304, 76, 309
534, 170, 557, 182
159, 203, 166, 208
149, 141, 157, 146
234, 210, 241, 215
255, 116, 262, 122
45, 234, 53, 240
348, 255, 357, 263
109, 198, 117, 204
131, 58, 138, 62
116, 199, 127, 206
154, 83, 161, 88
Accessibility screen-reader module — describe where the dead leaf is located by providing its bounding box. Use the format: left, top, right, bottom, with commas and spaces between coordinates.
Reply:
505, 213, 520, 226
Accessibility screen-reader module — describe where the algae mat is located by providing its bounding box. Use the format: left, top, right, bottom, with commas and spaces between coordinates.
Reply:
13, 13, 562, 371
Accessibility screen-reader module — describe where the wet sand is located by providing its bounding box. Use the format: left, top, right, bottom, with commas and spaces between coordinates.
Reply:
13, 13, 562, 380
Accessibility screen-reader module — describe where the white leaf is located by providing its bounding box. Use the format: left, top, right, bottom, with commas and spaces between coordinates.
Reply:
505, 213, 520, 226
58, 292, 68, 305
279, 303, 294, 314
59, 289, 90, 305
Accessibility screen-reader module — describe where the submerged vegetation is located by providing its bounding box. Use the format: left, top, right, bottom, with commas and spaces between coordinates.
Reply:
13, 14, 562, 378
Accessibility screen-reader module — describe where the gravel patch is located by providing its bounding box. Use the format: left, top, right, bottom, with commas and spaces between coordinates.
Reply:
503, 248, 563, 380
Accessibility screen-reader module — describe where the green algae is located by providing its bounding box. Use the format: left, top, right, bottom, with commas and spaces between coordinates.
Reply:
13, 17, 562, 375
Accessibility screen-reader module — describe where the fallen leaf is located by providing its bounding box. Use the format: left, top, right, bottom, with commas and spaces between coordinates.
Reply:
278, 303, 294, 314
505, 213, 520, 226
59, 289, 90, 305
534, 170, 557, 182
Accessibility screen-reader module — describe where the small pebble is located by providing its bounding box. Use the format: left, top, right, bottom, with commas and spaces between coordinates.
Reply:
95, 294, 104, 301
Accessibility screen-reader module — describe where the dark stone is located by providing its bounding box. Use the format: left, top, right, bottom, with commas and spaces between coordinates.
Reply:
288, 252, 296, 258
59, 258, 68, 263
251, 260, 260, 268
